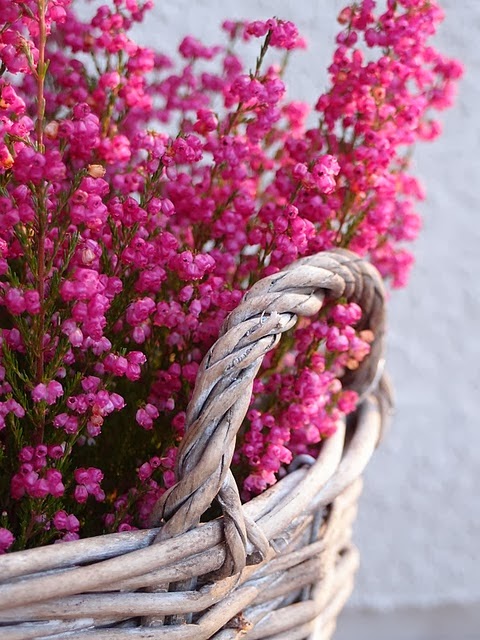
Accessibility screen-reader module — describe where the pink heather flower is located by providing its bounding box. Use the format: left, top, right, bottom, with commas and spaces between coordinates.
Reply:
53, 510, 80, 533
244, 19, 303, 50
11, 472, 28, 500
126, 298, 156, 325
311, 156, 340, 193
326, 327, 350, 352
73, 484, 89, 504
31, 383, 48, 403
98, 134, 131, 163
112, 351, 148, 381
53, 413, 79, 434
0, 0, 461, 545
103, 354, 129, 377
4, 288, 26, 315
31, 381, 64, 404
292, 162, 308, 181
56, 531, 81, 542
0, 399, 25, 425
337, 390, 359, 413
60, 268, 104, 302
69, 328, 84, 347
110, 393, 126, 410
81, 376, 101, 393
168, 251, 215, 281
269, 20, 303, 50
138, 461, 152, 481
292, 155, 340, 193
331, 303, 362, 326
24, 290, 41, 314
0, 528, 14, 554
46, 381, 64, 404
179, 35, 220, 60
48, 444, 64, 459
163, 469, 176, 489
19, 445, 45, 469
136, 403, 159, 430
74, 467, 105, 503
28, 478, 50, 499
12, 148, 46, 184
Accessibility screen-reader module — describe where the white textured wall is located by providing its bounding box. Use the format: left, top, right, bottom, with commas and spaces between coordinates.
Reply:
340, 0, 480, 609
95, 0, 480, 612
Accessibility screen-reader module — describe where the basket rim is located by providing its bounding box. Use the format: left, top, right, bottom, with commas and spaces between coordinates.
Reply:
0, 395, 381, 614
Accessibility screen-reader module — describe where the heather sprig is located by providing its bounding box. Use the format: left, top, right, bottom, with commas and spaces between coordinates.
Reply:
0, 0, 462, 551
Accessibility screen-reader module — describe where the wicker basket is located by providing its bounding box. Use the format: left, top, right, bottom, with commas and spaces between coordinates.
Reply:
0, 249, 392, 640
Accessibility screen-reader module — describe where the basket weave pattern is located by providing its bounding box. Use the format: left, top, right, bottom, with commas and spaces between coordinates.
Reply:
0, 249, 391, 640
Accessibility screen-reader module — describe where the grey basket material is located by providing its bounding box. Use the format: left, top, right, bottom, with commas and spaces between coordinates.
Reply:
0, 249, 392, 640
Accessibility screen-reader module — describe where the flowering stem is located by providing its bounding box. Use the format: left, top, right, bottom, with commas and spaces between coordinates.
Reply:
253, 30, 272, 77
204, 30, 274, 215
34, 0, 48, 443
36, 0, 46, 153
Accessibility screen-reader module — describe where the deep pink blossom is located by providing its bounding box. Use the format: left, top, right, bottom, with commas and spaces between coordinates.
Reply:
0, 0, 461, 547
136, 403, 159, 430
0, 528, 14, 554
31, 381, 63, 405
74, 467, 105, 503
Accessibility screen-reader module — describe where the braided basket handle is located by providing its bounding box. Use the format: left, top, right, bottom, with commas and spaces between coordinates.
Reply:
150, 249, 386, 574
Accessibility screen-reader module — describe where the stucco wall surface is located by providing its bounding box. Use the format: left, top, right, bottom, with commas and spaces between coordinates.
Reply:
85, 0, 479, 612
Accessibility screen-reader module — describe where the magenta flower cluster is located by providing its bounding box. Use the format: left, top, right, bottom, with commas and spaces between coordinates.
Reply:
0, 0, 461, 552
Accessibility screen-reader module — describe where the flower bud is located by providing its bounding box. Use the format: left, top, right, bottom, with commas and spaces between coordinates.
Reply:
87, 164, 106, 178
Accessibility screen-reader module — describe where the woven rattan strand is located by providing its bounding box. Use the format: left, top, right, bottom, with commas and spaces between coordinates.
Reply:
0, 249, 392, 640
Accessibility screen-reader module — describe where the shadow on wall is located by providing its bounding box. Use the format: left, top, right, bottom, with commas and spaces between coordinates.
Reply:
334, 603, 480, 640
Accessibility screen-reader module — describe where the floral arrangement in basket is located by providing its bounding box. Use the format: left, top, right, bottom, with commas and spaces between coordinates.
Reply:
0, 0, 462, 555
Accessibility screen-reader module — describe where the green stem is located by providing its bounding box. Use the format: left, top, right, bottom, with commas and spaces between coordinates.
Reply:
253, 30, 272, 78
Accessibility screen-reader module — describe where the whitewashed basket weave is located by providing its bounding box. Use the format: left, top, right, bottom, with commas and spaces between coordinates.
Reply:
0, 249, 392, 640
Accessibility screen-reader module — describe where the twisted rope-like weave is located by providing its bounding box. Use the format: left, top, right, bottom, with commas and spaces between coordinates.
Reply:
0, 249, 388, 639
150, 249, 386, 575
